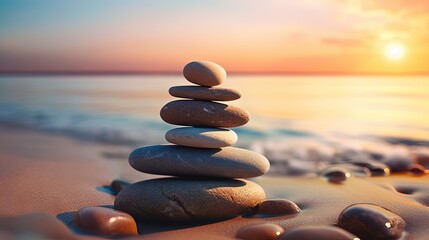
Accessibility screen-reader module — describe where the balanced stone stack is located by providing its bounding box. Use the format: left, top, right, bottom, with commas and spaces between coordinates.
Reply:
115, 61, 270, 221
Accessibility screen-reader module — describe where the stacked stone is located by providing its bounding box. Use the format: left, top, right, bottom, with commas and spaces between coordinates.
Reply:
114, 61, 270, 222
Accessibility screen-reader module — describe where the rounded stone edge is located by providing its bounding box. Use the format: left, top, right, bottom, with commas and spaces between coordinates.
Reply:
164, 127, 238, 148
183, 61, 227, 87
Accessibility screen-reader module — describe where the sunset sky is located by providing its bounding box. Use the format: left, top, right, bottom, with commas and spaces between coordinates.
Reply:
1, 0, 428, 74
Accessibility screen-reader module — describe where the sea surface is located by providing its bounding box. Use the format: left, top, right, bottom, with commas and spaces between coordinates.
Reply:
1, 74, 428, 173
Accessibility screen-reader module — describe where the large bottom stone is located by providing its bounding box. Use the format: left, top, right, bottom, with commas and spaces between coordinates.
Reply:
114, 178, 266, 222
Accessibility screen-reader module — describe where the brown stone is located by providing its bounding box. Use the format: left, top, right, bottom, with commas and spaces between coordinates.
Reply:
114, 178, 266, 222
73, 207, 138, 236
160, 100, 250, 128
165, 127, 237, 148
169, 85, 241, 101
253, 198, 301, 216
338, 203, 406, 239
236, 223, 285, 240
183, 61, 226, 87
407, 163, 427, 176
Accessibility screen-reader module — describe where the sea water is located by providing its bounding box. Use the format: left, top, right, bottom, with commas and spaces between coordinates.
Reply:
1, 74, 428, 171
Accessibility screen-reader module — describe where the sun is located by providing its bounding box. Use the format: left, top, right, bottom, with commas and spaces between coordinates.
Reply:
384, 42, 406, 61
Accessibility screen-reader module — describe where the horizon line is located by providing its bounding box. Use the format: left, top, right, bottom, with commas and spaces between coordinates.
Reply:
1, 70, 429, 76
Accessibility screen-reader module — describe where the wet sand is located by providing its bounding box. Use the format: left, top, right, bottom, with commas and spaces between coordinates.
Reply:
1, 126, 428, 239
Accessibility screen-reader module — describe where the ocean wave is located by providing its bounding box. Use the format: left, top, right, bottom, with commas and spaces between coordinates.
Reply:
1, 104, 428, 177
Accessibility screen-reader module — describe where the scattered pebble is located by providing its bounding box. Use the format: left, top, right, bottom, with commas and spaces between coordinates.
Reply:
252, 198, 301, 216
407, 163, 427, 176
73, 207, 138, 236
413, 152, 429, 168
183, 60, 226, 87
383, 155, 414, 173
338, 203, 405, 239
331, 164, 371, 177
321, 166, 351, 183
236, 223, 285, 240
350, 160, 390, 176
110, 179, 131, 195
277, 225, 358, 240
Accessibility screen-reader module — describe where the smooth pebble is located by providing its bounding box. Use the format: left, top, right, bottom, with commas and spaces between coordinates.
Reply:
129, 145, 270, 178
169, 85, 241, 101
73, 207, 138, 236
114, 178, 266, 222
160, 100, 250, 128
383, 155, 414, 173
236, 223, 285, 240
165, 127, 237, 148
321, 166, 351, 183
350, 159, 390, 176
253, 198, 301, 216
407, 163, 427, 175
183, 61, 226, 87
338, 203, 406, 239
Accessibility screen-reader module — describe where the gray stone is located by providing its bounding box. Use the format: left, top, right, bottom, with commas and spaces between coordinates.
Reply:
129, 145, 270, 178
160, 100, 250, 128
169, 85, 241, 101
183, 61, 226, 87
114, 178, 266, 221
165, 127, 237, 148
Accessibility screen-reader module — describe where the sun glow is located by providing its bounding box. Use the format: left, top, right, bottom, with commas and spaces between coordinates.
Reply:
384, 42, 406, 61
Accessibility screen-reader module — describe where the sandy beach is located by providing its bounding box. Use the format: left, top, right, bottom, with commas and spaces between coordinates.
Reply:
1, 125, 428, 239
2, 0, 429, 238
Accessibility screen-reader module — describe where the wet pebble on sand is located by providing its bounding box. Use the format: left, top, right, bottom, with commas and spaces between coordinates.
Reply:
338, 203, 406, 239
321, 166, 351, 183
73, 207, 138, 236
236, 223, 285, 240
251, 198, 301, 217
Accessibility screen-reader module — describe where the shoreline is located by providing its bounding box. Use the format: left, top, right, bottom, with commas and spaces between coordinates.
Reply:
1, 126, 429, 239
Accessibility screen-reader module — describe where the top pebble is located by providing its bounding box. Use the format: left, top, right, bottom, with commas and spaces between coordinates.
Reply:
183, 61, 227, 87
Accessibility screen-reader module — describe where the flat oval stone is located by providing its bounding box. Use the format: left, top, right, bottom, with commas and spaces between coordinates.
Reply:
252, 198, 301, 216
407, 163, 427, 175
383, 155, 414, 173
169, 85, 241, 101
160, 100, 250, 128
236, 223, 285, 240
129, 145, 270, 178
165, 127, 238, 148
350, 159, 390, 176
321, 166, 351, 183
338, 203, 406, 239
114, 178, 266, 222
277, 225, 358, 240
73, 207, 138, 236
183, 61, 226, 87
